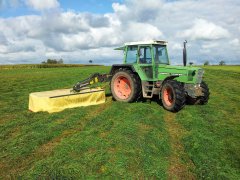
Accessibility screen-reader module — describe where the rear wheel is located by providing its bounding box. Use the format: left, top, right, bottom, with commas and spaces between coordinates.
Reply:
110, 69, 141, 102
161, 80, 186, 112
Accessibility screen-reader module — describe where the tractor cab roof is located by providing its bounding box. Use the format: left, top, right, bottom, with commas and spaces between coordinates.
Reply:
114, 40, 168, 50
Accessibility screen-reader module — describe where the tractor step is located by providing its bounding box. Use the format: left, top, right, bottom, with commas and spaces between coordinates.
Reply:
142, 81, 154, 98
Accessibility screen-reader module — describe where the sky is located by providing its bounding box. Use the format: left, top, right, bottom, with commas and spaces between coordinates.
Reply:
0, 0, 239, 65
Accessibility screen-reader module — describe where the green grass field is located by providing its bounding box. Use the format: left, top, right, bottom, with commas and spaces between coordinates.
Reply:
0, 65, 239, 179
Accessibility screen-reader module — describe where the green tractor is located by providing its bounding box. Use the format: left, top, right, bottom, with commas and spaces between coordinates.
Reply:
73, 40, 209, 112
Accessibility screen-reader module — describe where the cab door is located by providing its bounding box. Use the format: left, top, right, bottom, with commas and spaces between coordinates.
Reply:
137, 45, 154, 80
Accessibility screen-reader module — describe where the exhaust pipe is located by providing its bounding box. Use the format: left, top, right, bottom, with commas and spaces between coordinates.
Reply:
183, 40, 187, 66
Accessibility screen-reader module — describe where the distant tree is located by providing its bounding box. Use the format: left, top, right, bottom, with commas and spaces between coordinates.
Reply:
42, 59, 64, 64
204, 61, 210, 66
219, 60, 226, 65
89, 60, 93, 63
58, 59, 64, 64
47, 59, 57, 64
189, 62, 194, 66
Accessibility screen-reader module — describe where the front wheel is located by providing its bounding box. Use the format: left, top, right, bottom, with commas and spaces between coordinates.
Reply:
161, 80, 186, 112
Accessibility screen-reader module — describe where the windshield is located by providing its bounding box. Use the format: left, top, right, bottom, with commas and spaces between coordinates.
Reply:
153, 45, 169, 64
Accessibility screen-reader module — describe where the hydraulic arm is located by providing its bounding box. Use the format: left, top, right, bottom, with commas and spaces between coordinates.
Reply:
73, 73, 111, 92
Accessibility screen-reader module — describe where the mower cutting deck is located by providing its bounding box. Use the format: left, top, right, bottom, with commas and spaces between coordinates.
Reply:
29, 88, 105, 113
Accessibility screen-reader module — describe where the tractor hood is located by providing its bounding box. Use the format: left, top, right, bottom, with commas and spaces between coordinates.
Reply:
157, 65, 204, 84
163, 65, 202, 75
158, 65, 202, 75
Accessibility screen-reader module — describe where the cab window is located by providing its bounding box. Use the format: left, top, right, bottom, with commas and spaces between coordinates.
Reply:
139, 46, 152, 64
153, 45, 169, 64
126, 46, 137, 63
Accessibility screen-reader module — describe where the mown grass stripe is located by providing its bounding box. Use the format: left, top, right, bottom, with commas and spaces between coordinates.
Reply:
163, 111, 195, 179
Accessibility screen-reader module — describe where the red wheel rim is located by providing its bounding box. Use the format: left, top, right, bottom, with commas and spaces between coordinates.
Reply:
163, 87, 174, 106
113, 76, 132, 99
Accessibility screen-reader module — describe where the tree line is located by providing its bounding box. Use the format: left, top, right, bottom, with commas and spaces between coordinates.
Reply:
41, 59, 94, 64
188, 60, 226, 66
42, 59, 64, 64
203, 60, 226, 66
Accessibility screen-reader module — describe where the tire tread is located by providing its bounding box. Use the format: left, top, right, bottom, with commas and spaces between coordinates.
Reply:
110, 68, 142, 102
161, 80, 186, 112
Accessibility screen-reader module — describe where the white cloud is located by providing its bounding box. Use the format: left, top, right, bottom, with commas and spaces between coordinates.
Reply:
171, 43, 182, 50
230, 38, 240, 47
179, 19, 230, 41
0, 45, 8, 54
25, 0, 59, 11
202, 42, 219, 49
112, 3, 127, 13
121, 22, 163, 42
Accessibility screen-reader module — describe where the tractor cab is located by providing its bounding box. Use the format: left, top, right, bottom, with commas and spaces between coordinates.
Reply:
115, 40, 169, 80
125, 41, 169, 65
115, 40, 169, 64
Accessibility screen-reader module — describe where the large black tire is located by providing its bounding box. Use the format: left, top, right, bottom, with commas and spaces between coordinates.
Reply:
161, 80, 186, 112
187, 81, 210, 105
110, 68, 142, 102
